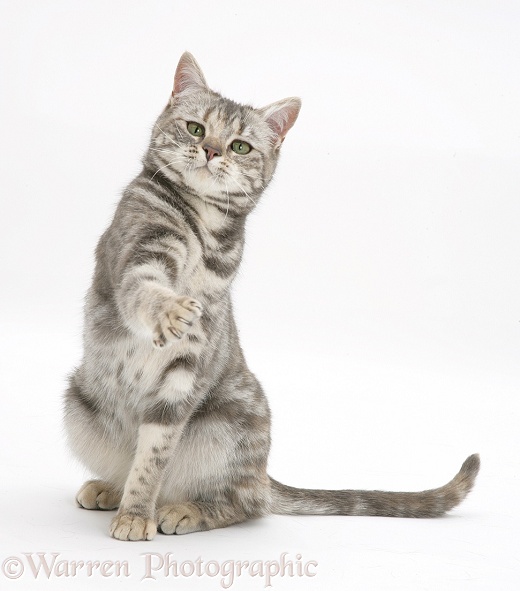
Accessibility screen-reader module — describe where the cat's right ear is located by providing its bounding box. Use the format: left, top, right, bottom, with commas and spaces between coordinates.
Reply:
172, 52, 208, 97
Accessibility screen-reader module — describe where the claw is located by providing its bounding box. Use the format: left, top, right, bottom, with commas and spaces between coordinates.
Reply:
168, 327, 183, 339
177, 317, 192, 326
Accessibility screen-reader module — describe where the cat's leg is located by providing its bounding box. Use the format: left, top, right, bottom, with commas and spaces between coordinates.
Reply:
76, 480, 121, 510
109, 393, 199, 541
109, 423, 175, 541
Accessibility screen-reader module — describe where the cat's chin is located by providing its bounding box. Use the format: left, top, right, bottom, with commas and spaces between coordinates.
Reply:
182, 166, 225, 198
194, 163, 213, 175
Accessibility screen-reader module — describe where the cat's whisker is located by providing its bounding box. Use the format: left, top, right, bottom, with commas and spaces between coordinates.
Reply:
241, 170, 264, 182
154, 123, 182, 148
241, 171, 266, 191
150, 158, 185, 181
227, 174, 258, 208
154, 156, 186, 168
222, 177, 231, 221
149, 147, 177, 155
201, 171, 230, 218
208, 170, 221, 193
184, 159, 196, 173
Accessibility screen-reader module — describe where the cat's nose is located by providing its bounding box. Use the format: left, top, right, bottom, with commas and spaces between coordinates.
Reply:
203, 144, 221, 161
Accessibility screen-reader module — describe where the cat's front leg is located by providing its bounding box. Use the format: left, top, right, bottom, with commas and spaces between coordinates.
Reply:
110, 421, 186, 541
118, 266, 202, 348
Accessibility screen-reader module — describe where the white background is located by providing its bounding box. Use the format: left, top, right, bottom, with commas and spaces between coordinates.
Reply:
1, 1, 519, 589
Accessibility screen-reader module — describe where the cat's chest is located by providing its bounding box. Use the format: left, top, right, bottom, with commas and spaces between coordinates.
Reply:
181, 229, 242, 301
98, 336, 201, 409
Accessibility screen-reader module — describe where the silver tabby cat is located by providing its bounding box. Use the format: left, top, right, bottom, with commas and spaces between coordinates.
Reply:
64, 53, 480, 541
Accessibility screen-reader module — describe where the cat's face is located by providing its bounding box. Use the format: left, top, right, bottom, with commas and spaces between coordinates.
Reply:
146, 53, 300, 214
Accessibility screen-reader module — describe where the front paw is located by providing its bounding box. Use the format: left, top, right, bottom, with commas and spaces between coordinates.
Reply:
110, 512, 157, 541
152, 296, 203, 348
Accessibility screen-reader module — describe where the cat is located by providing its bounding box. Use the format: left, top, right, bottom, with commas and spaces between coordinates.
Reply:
64, 52, 480, 541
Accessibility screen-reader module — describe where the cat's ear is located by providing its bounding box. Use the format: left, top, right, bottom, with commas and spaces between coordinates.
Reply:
172, 52, 208, 96
257, 97, 301, 147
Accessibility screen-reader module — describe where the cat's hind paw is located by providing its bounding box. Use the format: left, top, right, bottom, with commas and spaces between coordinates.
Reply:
110, 512, 157, 541
76, 480, 121, 510
157, 502, 206, 535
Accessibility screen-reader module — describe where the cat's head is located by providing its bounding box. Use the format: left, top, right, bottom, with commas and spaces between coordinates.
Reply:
146, 52, 300, 213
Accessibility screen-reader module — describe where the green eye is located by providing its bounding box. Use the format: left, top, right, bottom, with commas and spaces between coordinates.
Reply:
187, 122, 205, 137
231, 140, 252, 155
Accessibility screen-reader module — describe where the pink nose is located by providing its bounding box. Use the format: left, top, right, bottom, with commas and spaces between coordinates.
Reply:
203, 144, 221, 161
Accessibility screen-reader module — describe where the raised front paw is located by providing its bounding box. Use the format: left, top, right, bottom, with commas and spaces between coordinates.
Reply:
76, 480, 121, 510
152, 296, 203, 348
110, 512, 157, 541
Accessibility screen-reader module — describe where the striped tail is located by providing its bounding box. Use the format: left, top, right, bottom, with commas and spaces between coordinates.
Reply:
269, 454, 480, 518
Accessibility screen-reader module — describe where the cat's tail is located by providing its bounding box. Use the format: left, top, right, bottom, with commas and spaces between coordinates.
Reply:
269, 454, 480, 518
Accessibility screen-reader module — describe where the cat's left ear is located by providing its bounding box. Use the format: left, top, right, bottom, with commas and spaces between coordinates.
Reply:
257, 97, 301, 148
172, 52, 208, 96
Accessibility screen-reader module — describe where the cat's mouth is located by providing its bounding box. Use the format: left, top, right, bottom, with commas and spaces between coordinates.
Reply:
193, 161, 220, 179
182, 162, 225, 193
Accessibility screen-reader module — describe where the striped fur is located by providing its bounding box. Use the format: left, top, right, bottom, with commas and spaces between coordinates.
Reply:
64, 53, 479, 541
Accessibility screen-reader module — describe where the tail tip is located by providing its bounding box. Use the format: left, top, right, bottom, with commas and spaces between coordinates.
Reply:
461, 453, 480, 477
453, 453, 480, 503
